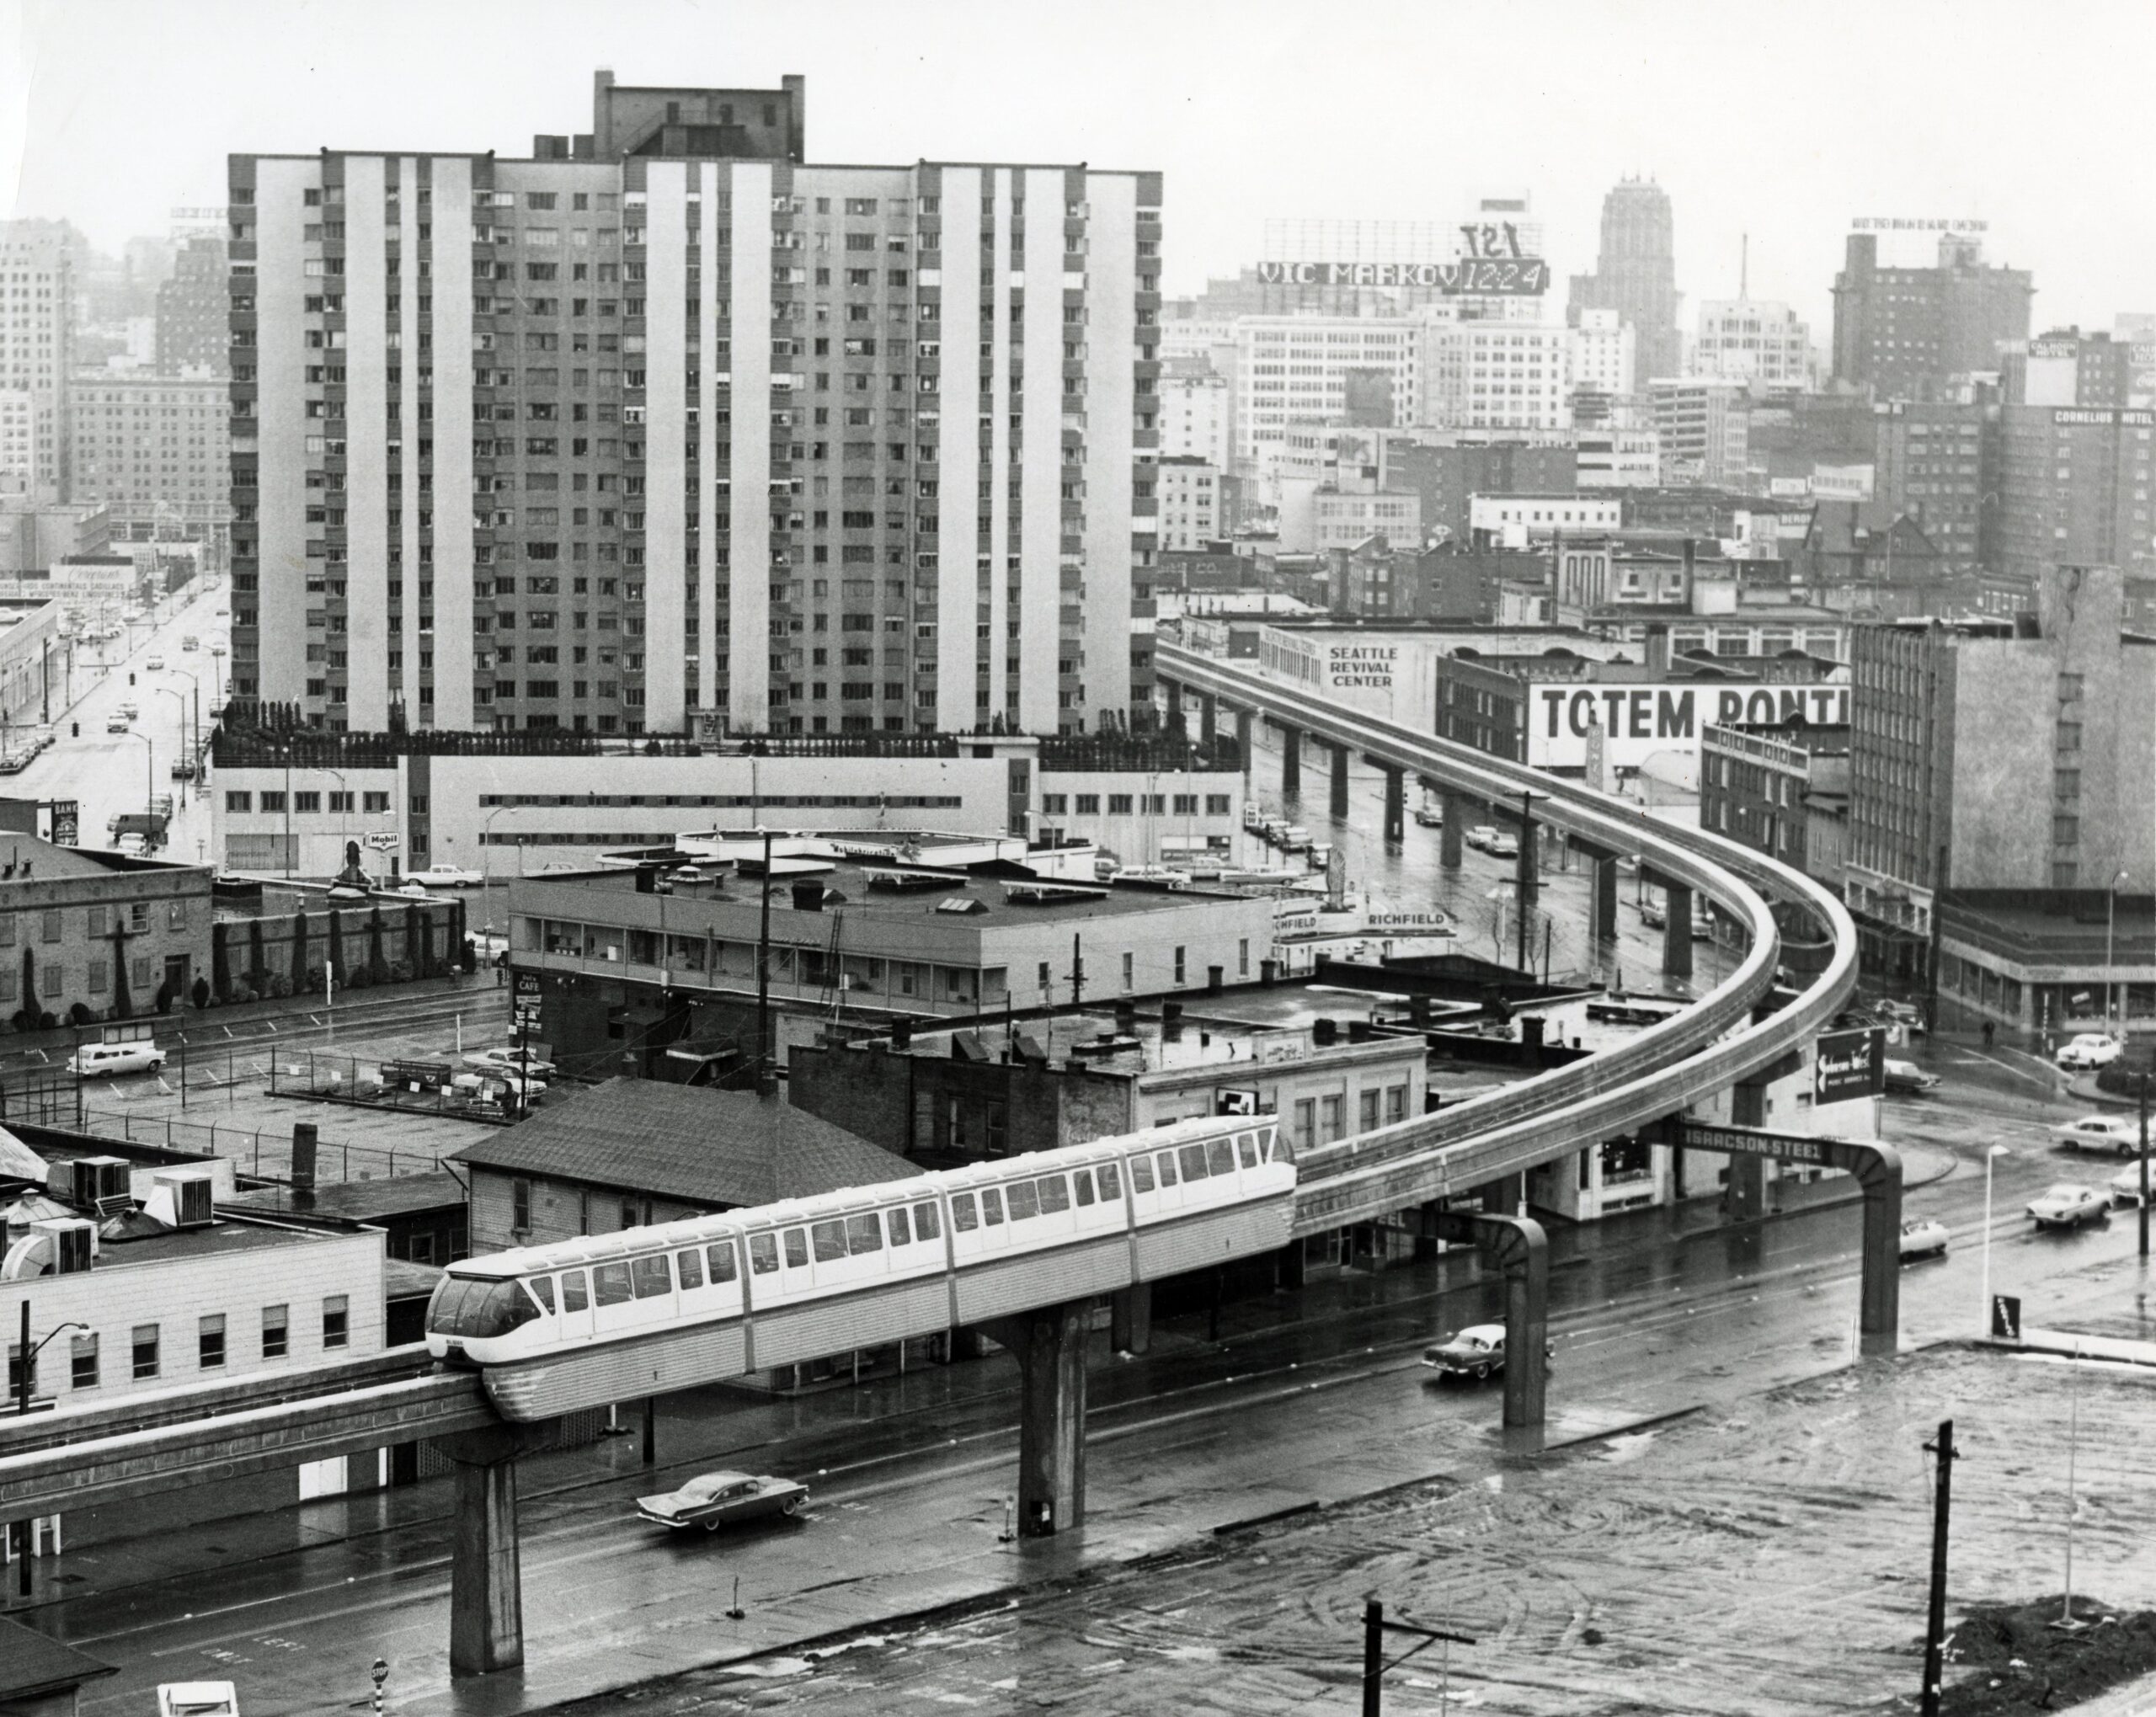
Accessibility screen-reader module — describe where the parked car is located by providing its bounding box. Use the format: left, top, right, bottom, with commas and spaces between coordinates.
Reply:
635, 1470, 809, 1532
180, 635, 199, 652
2105, 1161, 2153, 1207
1422, 1323, 1509, 1382
117, 700, 138, 719
68, 1040, 166, 1078
1882, 1058, 1940, 1095
2050, 1114, 2143, 1157
1465, 824, 1499, 852
169, 759, 197, 781
1898, 1218, 1951, 1260
1639, 899, 1667, 929
463, 1047, 560, 1080
1486, 832, 1521, 860
405, 861, 485, 888
2028, 1182, 2109, 1230
2057, 1033, 2124, 1070
1873, 1000, 1926, 1031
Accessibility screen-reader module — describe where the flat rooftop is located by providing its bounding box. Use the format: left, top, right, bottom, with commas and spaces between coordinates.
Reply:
890, 997, 1423, 1077
89, 1213, 355, 1269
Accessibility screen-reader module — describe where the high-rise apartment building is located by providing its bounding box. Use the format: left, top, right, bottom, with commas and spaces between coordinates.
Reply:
1829, 232, 2031, 397
68, 373, 230, 517
1994, 403, 2156, 584
157, 237, 232, 376
1691, 297, 1811, 387
0, 220, 75, 504
229, 72, 1160, 736
2001, 328, 2131, 409
1567, 179, 1681, 382
1872, 398, 1993, 568
1156, 455, 1220, 550
1159, 368, 1231, 468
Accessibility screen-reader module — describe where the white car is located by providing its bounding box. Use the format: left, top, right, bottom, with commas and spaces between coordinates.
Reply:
2028, 1182, 2109, 1230
2105, 1160, 2153, 1206
405, 862, 484, 888
2057, 1033, 2124, 1070
1464, 824, 1498, 851
2050, 1114, 2143, 1157
1898, 1218, 1950, 1260
463, 1047, 560, 1080
69, 1040, 166, 1078
1486, 832, 1521, 860
144, 654, 164, 670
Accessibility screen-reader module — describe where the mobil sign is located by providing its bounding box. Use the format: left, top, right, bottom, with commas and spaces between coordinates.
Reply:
1528, 681, 1849, 771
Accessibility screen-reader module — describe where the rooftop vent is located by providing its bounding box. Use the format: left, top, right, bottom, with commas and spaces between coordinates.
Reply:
145, 1168, 215, 1229
1, 1215, 97, 1278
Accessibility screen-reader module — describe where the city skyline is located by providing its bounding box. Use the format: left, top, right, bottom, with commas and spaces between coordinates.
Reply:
5, 0, 2155, 338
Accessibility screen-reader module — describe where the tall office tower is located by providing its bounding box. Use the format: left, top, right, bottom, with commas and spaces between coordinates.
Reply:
157, 237, 232, 376
1567, 178, 1681, 382
1830, 232, 2031, 397
0, 220, 75, 503
229, 72, 1159, 736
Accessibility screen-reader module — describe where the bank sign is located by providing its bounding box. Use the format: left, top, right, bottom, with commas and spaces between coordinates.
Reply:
1528, 683, 1850, 771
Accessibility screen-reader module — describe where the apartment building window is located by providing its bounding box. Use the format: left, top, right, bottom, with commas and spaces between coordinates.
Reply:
1292, 1097, 1316, 1153
512, 1177, 532, 1234
262, 1304, 289, 1359
1122, 951, 1134, 990
132, 1324, 160, 1379
322, 1295, 350, 1350
40, 910, 59, 943
1075, 793, 1100, 814
70, 1331, 98, 1389
364, 791, 391, 813
1321, 1094, 1345, 1142
1359, 1089, 1380, 1133
1385, 1085, 1407, 1124
1206, 795, 1231, 815
1238, 939, 1250, 978
1107, 793, 1132, 814
199, 1314, 227, 1369
1173, 946, 1186, 984
226, 791, 253, 813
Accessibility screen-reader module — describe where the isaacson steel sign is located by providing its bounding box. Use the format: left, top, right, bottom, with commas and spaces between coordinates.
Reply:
1527, 683, 1850, 771
1255, 259, 1550, 294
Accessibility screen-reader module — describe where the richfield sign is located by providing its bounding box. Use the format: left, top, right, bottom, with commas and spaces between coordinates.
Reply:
1528, 683, 1850, 771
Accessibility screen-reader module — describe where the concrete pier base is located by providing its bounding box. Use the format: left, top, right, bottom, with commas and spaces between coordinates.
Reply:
432, 1421, 559, 1678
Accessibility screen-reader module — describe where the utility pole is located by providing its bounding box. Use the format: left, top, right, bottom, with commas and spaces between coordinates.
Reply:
1070, 931, 1084, 1010
1919, 1418, 1958, 1717
2140, 1072, 2149, 1261
1362, 1599, 1476, 1717
754, 829, 774, 1096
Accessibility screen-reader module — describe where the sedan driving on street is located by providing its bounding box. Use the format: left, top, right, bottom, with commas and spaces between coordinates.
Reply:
405, 862, 485, 888
2049, 1115, 2143, 1157
636, 1470, 809, 1532
2057, 1033, 2124, 1069
1883, 1059, 1940, 1095
2028, 1183, 2109, 1230
1898, 1218, 1950, 1260
1422, 1324, 1509, 1382
2106, 1161, 2153, 1207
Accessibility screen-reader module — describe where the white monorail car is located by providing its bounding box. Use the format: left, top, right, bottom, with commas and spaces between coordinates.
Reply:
426, 1112, 1295, 1421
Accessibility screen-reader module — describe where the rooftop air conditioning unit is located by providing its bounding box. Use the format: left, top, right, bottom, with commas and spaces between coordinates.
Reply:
1, 1216, 97, 1279
71, 1155, 131, 1209
147, 1169, 216, 1229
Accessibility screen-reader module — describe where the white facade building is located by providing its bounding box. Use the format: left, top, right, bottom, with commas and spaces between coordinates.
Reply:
1576, 426, 1661, 488
1160, 372, 1233, 469
1650, 378, 1751, 486
1157, 456, 1222, 550
1419, 319, 1569, 432
0, 221, 72, 504
1691, 298, 1812, 387
1569, 307, 1636, 401
1313, 488, 1421, 553
1229, 316, 1418, 466
1469, 493, 1623, 544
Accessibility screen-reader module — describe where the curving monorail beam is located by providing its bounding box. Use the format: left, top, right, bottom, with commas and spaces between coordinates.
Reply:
1154, 646, 1861, 1235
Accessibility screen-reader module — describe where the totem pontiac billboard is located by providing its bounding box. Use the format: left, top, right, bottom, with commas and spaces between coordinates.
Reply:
1526, 683, 1850, 771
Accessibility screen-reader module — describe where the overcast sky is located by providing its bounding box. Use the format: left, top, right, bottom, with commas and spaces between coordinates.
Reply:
4, 0, 2150, 337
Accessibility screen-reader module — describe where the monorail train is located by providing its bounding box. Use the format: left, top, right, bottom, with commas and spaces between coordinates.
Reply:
425, 1112, 1296, 1421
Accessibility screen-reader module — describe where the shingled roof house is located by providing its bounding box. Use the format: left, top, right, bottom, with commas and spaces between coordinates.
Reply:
451, 1077, 912, 1254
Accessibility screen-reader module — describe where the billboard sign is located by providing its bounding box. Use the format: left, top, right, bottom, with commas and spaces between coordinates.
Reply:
1850, 217, 1987, 232
1255, 259, 1550, 295
1215, 1088, 1259, 1117
1527, 683, 1850, 771
1813, 1026, 1886, 1103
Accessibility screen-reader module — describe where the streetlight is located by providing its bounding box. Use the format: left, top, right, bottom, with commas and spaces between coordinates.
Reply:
15, 1305, 88, 1415
120, 728, 155, 829
155, 687, 189, 805
2107, 868, 2130, 1041
1979, 1142, 2011, 1335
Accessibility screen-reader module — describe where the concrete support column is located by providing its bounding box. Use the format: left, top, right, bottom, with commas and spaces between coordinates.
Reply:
1412, 1198, 1444, 1261
1164, 680, 1183, 720
986, 1298, 1091, 1538
1662, 880, 1694, 980
1381, 766, 1405, 845
433, 1421, 558, 1678
1280, 724, 1301, 796
1854, 1147, 1905, 1357
1198, 693, 1217, 744
1110, 1282, 1153, 1355
1438, 792, 1465, 869
1234, 708, 1252, 774
1328, 744, 1351, 820
1592, 856, 1620, 957
1725, 1079, 1768, 1223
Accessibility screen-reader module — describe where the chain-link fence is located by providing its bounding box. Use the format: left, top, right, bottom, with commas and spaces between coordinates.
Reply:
268, 1049, 536, 1123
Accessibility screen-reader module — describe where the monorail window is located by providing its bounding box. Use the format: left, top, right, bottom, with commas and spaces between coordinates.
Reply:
1237, 1133, 1260, 1169
1155, 1151, 1177, 1186
1129, 1155, 1155, 1193
592, 1262, 634, 1306
632, 1254, 673, 1298
846, 1213, 883, 1254
707, 1242, 739, 1282
1006, 1181, 1039, 1221
811, 1220, 848, 1263
676, 1248, 704, 1289
980, 1187, 1006, 1224
429, 1277, 543, 1339
951, 1192, 979, 1231
888, 1206, 912, 1246
526, 1275, 556, 1314
914, 1201, 941, 1240
1098, 1162, 1122, 1200
1073, 1169, 1096, 1207
783, 1229, 809, 1269
1036, 1176, 1070, 1214
562, 1270, 589, 1311
1178, 1144, 1209, 1181
748, 1233, 778, 1275
1208, 1138, 1235, 1176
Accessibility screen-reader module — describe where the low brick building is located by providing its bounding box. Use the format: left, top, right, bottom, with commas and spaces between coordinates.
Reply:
0, 831, 213, 1027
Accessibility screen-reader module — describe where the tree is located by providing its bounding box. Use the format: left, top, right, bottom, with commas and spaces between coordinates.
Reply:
248, 918, 267, 994
324, 908, 344, 993
109, 924, 131, 1019
190, 974, 210, 1010
290, 909, 310, 990
210, 921, 231, 1000
19, 946, 33, 1026
370, 906, 391, 984
400, 901, 421, 979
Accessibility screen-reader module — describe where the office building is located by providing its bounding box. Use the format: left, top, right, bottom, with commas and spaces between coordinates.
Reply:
1569, 308, 1635, 404
1228, 316, 1418, 466
1829, 232, 2031, 397
1650, 379, 1750, 488
0, 221, 73, 504
1994, 404, 2156, 584
66, 372, 228, 517
1576, 426, 1659, 488
1871, 398, 1993, 567
1568, 178, 1681, 383
1418, 318, 1568, 432
230, 71, 1159, 738
2001, 328, 2132, 408
156, 237, 231, 376
1699, 721, 1849, 879
1157, 455, 1221, 551
1383, 436, 1578, 543
1160, 369, 1232, 468
1691, 297, 1811, 387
